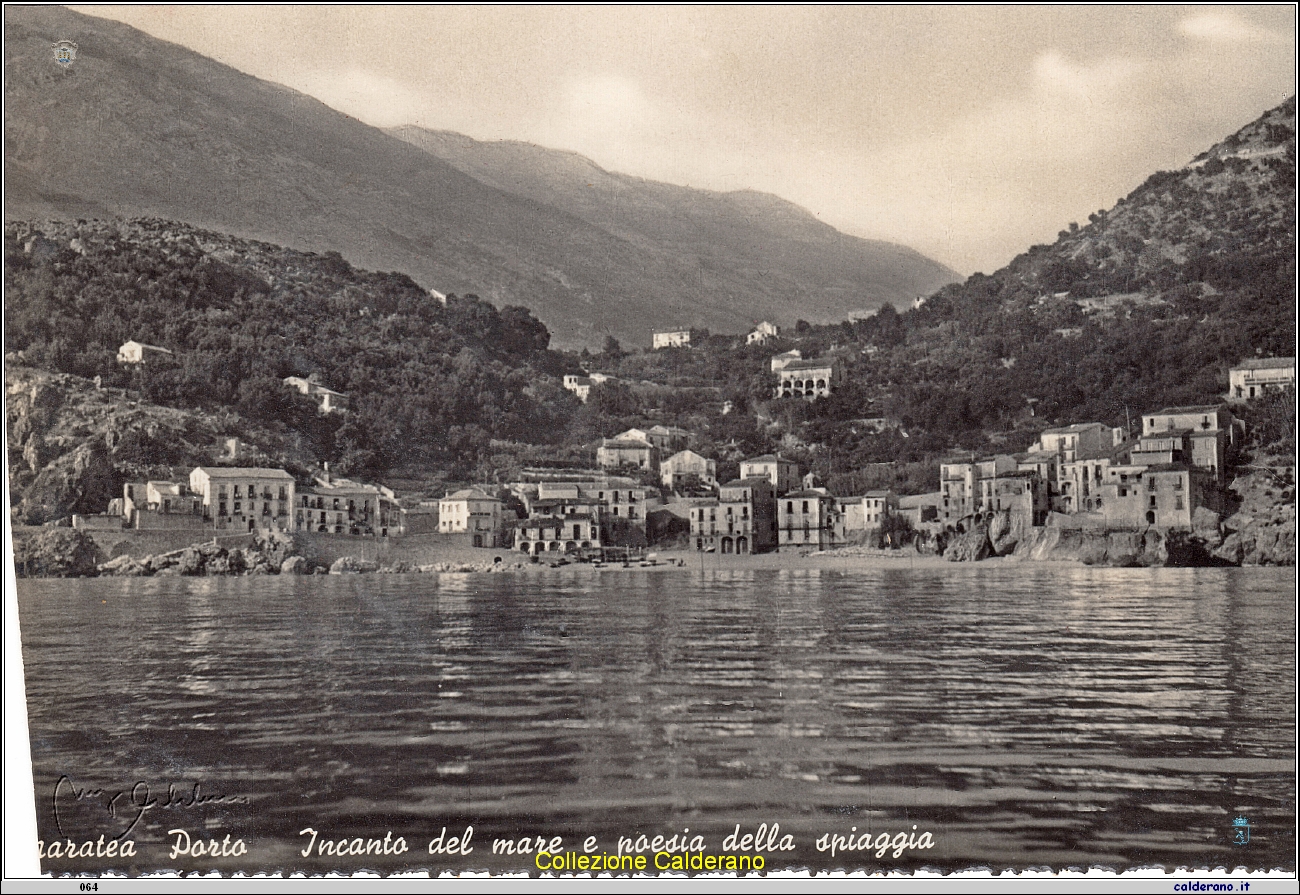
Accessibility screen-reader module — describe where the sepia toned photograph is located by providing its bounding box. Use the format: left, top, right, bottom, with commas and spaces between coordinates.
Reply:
4, 4, 1296, 885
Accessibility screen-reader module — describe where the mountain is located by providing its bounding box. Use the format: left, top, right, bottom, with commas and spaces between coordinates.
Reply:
3, 6, 958, 349
388, 125, 958, 323
800, 96, 1295, 437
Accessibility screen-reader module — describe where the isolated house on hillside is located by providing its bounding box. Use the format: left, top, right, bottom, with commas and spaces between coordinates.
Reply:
747, 321, 780, 345
775, 356, 844, 399
1229, 357, 1295, 399
652, 330, 692, 349
117, 340, 173, 364
285, 375, 349, 413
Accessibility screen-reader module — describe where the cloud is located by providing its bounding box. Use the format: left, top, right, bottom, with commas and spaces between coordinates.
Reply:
1178, 11, 1287, 44
1032, 51, 1139, 101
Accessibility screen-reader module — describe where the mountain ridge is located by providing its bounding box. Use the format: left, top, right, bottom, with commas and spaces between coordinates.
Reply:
4, 5, 958, 348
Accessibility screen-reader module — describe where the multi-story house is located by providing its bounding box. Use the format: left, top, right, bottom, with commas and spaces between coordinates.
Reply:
190, 466, 296, 533
435, 487, 503, 547
939, 455, 1018, 524
690, 477, 776, 554
562, 372, 615, 403
775, 356, 844, 399
297, 475, 402, 537
740, 455, 801, 495
661, 450, 717, 491
1031, 422, 1125, 463
516, 497, 603, 555
596, 437, 658, 472
747, 321, 780, 345
1141, 405, 1235, 479
777, 490, 840, 551
1097, 463, 1221, 530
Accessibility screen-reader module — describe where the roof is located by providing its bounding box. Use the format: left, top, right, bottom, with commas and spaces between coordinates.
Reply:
742, 454, 793, 465
1233, 357, 1294, 370
531, 497, 600, 508
664, 449, 709, 463
193, 466, 293, 479
600, 438, 654, 449
782, 489, 833, 499
309, 475, 385, 493
444, 488, 498, 501
898, 492, 942, 508
1041, 422, 1107, 435
721, 477, 770, 488
863, 489, 893, 497
1151, 405, 1225, 415
780, 358, 838, 372
1140, 428, 1194, 438
1144, 463, 1193, 473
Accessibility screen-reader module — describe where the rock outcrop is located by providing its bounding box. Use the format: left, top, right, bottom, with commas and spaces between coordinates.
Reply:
12, 527, 100, 578
1212, 469, 1296, 566
329, 556, 379, 574
943, 520, 992, 562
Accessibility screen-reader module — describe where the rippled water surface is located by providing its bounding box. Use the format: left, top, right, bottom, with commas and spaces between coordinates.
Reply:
17, 566, 1296, 873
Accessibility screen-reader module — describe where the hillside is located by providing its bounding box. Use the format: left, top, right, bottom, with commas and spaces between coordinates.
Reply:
6, 364, 314, 525
3, 6, 957, 349
4, 218, 573, 484
580, 98, 1296, 485
389, 126, 958, 321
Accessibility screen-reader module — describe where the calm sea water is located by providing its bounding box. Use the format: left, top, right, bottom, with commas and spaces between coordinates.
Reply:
16, 566, 1296, 874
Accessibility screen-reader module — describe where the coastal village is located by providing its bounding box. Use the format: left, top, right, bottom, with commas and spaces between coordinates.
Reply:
61, 334, 1296, 575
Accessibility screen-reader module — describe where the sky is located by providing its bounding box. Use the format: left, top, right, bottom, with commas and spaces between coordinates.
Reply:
75, 6, 1296, 275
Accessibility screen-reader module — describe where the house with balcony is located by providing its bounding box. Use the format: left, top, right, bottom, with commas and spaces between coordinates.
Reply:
1229, 357, 1294, 400
190, 466, 296, 533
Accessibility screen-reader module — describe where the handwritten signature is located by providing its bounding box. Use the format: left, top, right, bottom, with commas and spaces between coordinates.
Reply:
53, 775, 250, 840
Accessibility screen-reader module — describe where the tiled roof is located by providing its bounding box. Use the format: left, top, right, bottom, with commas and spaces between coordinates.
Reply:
194, 466, 293, 479
1234, 357, 1294, 370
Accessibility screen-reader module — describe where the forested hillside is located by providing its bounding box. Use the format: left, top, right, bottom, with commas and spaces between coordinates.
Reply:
5, 219, 570, 478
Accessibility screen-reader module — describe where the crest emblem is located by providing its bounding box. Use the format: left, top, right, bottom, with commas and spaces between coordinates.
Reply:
1231, 815, 1251, 846
52, 39, 78, 66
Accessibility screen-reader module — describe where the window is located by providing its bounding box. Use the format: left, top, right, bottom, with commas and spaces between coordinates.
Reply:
802, 501, 809, 513
1174, 478, 1183, 491
1148, 478, 1156, 492
1175, 496, 1184, 510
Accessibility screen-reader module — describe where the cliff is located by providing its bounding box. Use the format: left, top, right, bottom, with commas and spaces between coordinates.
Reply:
6, 364, 310, 525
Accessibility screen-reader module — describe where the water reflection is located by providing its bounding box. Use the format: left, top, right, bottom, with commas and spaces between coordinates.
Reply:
16, 566, 1294, 871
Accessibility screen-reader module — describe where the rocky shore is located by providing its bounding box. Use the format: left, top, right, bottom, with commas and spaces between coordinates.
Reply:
935, 471, 1295, 567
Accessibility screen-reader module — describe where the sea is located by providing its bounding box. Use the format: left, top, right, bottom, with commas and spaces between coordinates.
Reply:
14, 565, 1296, 875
